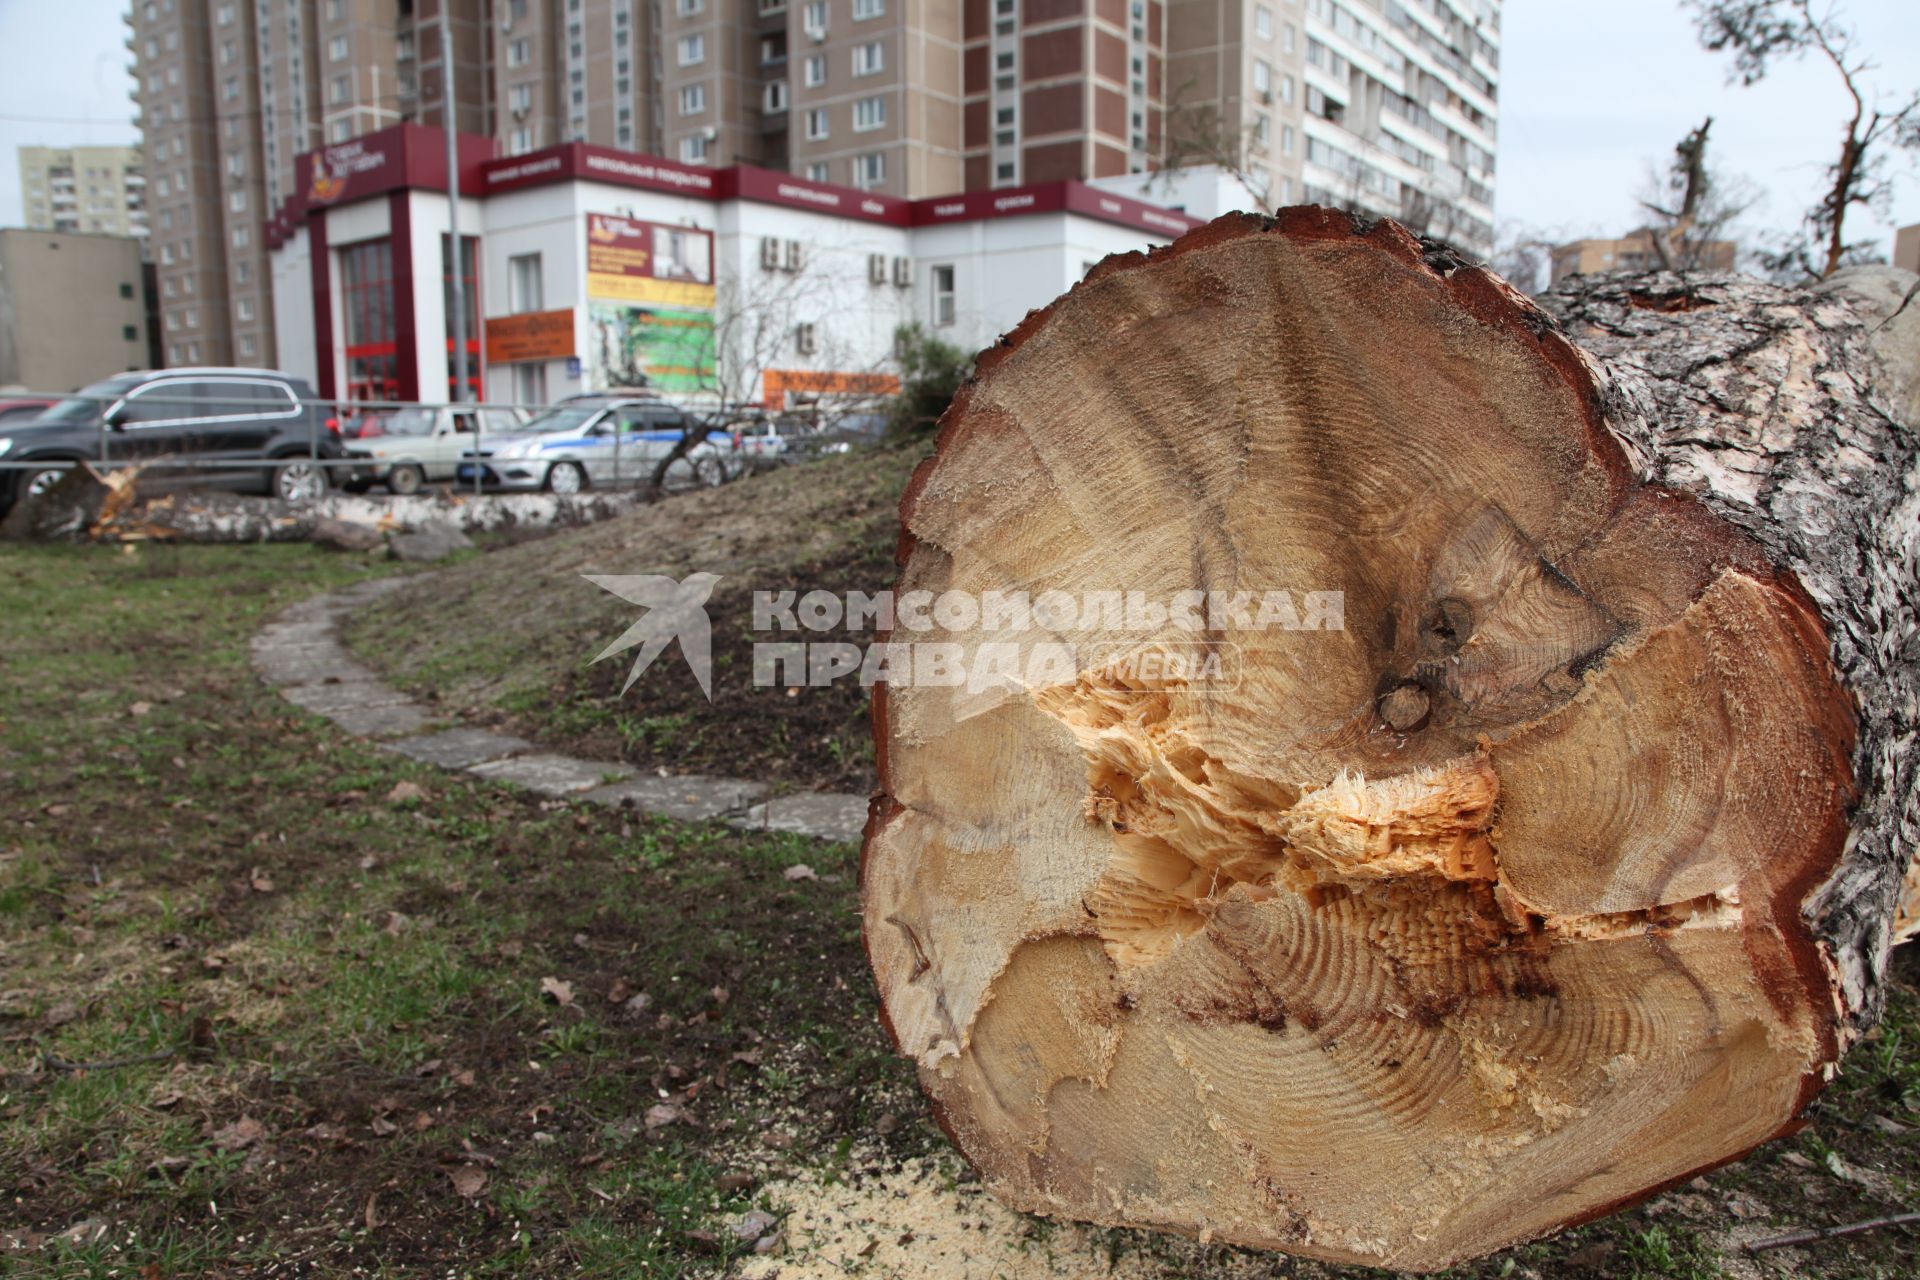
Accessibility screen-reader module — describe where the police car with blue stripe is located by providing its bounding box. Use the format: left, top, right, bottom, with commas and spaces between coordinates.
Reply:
456, 393, 736, 493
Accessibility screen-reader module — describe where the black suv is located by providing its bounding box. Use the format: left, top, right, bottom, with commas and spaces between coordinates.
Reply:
0, 368, 357, 514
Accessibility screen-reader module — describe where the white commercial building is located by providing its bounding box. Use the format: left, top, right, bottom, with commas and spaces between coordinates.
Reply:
265, 126, 1202, 413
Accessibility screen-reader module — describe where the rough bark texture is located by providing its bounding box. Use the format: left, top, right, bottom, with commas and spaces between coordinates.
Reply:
1536, 268, 1920, 996
860, 209, 1919, 1271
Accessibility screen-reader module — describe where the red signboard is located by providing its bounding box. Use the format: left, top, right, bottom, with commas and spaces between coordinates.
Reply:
293, 124, 496, 210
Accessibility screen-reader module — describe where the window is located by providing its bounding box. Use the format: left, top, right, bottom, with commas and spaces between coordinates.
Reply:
1255, 4, 1271, 37
804, 107, 829, 140
1252, 59, 1271, 95
804, 54, 826, 86
677, 0, 703, 12
805, 161, 829, 182
232, 226, 250, 248
510, 84, 532, 113
679, 83, 706, 114
1280, 74, 1294, 104
996, 105, 1015, 126
764, 80, 789, 112
678, 34, 704, 65
330, 119, 351, 141
794, 323, 817, 355
328, 35, 348, 61
855, 41, 884, 75
854, 96, 885, 130
325, 0, 342, 18
123, 324, 138, 341
507, 38, 530, 67
995, 50, 1014, 71
236, 298, 254, 322
441, 234, 481, 400
931, 264, 955, 326
761, 33, 786, 63
509, 127, 532, 154
513, 362, 547, 408
214, 2, 232, 23
329, 74, 349, 104
219, 41, 234, 65
802, 0, 826, 32
1281, 123, 1294, 155
995, 159, 1015, 181
508, 253, 543, 313
235, 261, 249, 284
680, 134, 710, 163
854, 150, 885, 188
854, 0, 883, 16
1283, 23, 1296, 52
119, 281, 135, 299
228, 188, 247, 212
240, 335, 257, 359
508, 0, 528, 18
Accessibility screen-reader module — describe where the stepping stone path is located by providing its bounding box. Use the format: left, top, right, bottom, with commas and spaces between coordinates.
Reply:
251, 577, 870, 844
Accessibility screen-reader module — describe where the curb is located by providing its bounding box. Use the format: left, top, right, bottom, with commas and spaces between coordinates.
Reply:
250, 578, 871, 844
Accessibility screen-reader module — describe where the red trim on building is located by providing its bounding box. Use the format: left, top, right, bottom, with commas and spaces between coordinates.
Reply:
309, 213, 334, 401
388, 191, 419, 404
276, 130, 1200, 249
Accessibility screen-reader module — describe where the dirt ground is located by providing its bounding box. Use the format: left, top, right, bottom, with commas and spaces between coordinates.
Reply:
3, 460, 1919, 1277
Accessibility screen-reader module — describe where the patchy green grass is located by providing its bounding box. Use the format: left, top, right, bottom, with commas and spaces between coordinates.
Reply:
0, 540, 924, 1276
4, 537, 1920, 1278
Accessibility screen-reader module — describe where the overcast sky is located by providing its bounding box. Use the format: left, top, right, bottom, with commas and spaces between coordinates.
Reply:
0, 0, 1916, 257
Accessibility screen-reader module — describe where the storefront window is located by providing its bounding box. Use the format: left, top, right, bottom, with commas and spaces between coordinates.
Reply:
340, 238, 397, 405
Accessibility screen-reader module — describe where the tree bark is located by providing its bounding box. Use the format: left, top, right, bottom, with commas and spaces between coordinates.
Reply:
860, 209, 1919, 1271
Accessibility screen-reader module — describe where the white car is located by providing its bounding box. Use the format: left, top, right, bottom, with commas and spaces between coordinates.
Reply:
456, 395, 735, 493
348, 405, 530, 495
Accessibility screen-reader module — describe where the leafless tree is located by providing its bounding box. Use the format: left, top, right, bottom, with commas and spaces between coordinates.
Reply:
1686, 0, 1919, 278
1634, 117, 1759, 272
1151, 77, 1277, 210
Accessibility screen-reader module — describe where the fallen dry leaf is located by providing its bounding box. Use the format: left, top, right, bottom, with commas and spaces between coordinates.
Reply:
130, 702, 152, 717
249, 868, 274, 893
446, 1164, 489, 1198
211, 1115, 266, 1151
781, 864, 818, 882
539, 977, 575, 1007
644, 1103, 683, 1130
385, 780, 428, 805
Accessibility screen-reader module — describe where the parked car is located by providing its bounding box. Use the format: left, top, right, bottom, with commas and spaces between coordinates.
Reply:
0, 368, 357, 514
456, 395, 735, 493
0, 397, 56, 425
346, 404, 531, 495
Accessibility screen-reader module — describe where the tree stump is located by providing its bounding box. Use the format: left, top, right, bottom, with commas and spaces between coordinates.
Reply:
861, 209, 1919, 1271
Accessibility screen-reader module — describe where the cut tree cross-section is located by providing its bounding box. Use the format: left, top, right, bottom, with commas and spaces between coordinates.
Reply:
861, 208, 1920, 1271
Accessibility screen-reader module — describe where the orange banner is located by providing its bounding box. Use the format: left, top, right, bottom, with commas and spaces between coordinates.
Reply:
763, 368, 901, 410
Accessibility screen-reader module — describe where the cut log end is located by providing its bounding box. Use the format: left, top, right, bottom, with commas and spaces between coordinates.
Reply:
862, 210, 1895, 1270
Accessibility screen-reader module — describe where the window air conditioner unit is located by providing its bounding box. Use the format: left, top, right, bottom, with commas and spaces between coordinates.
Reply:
783, 239, 804, 272
892, 256, 913, 287
868, 253, 888, 284
761, 237, 782, 270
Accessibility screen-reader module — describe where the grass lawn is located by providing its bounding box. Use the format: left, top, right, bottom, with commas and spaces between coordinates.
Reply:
2, 528, 1918, 1278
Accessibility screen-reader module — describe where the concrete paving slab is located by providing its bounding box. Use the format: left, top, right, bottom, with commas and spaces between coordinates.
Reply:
469, 753, 634, 796
732, 793, 870, 844
253, 650, 373, 687
253, 619, 336, 648
582, 774, 768, 820
282, 679, 418, 714
326, 702, 439, 739
381, 727, 534, 769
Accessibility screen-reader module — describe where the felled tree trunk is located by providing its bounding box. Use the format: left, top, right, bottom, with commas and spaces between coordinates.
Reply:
861, 209, 1919, 1272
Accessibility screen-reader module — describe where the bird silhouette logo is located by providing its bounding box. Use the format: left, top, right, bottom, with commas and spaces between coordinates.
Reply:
585, 573, 722, 701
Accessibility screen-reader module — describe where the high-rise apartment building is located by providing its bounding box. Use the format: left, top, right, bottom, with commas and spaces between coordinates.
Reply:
130, 0, 1496, 368
17, 146, 150, 241
1153, 0, 1497, 256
